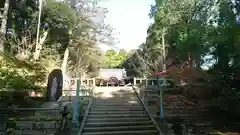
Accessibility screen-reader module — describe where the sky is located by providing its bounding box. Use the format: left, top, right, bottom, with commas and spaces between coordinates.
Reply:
99, 0, 155, 52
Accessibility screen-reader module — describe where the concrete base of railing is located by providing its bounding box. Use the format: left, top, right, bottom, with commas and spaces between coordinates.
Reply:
157, 122, 213, 135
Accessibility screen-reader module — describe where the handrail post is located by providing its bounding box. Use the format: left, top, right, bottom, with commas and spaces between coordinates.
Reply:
157, 76, 164, 123
78, 94, 94, 135
132, 86, 163, 135
73, 78, 80, 129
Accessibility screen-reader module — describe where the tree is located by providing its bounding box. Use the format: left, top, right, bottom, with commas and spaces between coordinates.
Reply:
3, 0, 115, 76
103, 49, 129, 68
60, 0, 115, 76
0, 0, 10, 53
104, 49, 117, 68
125, 0, 240, 123
1, 0, 116, 89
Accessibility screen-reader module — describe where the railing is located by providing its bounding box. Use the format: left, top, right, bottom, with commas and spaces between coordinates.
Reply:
63, 77, 164, 87
133, 83, 212, 135
58, 86, 94, 104
136, 85, 206, 113
62, 87, 94, 96
57, 86, 94, 134
132, 86, 163, 135
63, 77, 174, 87
77, 96, 93, 135
63, 78, 95, 89
57, 81, 95, 135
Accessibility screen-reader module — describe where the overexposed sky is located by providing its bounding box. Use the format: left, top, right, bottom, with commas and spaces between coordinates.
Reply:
99, 0, 155, 51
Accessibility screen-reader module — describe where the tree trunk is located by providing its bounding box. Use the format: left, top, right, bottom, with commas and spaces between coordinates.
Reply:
0, 0, 9, 53
161, 28, 167, 72
33, 0, 43, 60
5, 0, 12, 53
61, 30, 72, 75
33, 30, 48, 60
61, 46, 70, 75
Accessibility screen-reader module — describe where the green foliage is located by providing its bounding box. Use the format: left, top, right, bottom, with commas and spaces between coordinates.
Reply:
4, 0, 114, 77
104, 49, 128, 68
0, 0, 114, 107
0, 54, 45, 90
6, 128, 15, 135
122, 0, 240, 124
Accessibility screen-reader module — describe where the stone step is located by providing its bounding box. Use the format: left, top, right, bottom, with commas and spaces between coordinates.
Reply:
92, 102, 141, 106
91, 107, 144, 111
94, 99, 139, 104
96, 93, 137, 96
92, 102, 140, 106
36, 111, 60, 117
87, 117, 150, 123
95, 95, 137, 98
40, 102, 59, 108
88, 113, 149, 118
89, 110, 146, 115
81, 88, 158, 135
92, 105, 144, 110
15, 129, 56, 135
14, 121, 61, 130
83, 125, 155, 132
85, 121, 153, 127
58, 96, 91, 102
95, 97, 139, 101
82, 130, 158, 135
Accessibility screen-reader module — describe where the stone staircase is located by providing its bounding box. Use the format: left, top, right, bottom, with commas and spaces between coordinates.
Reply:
0, 99, 88, 135
80, 88, 160, 135
0, 107, 61, 135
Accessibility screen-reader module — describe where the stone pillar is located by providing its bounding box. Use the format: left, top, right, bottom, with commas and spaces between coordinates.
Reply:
80, 77, 83, 86
93, 78, 96, 86
133, 77, 136, 85
168, 124, 174, 135
181, 124, 187, 135
187, 127, 193, 135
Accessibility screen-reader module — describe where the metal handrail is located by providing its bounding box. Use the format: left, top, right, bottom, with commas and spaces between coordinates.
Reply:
77, 96, 93, 135
58, 87, 94, 103
132, 86, 163, 135
55, 86, 94, 134
61, 88, 94, 95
